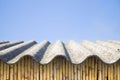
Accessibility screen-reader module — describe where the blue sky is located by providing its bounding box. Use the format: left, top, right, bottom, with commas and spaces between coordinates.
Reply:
0, 0, 120, 42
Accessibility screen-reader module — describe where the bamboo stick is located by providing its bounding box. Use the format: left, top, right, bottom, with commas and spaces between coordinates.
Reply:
110, 64, 113, 80
113, 63, 117, 80
108, 64, 111, 80
80, 63, 82, 80
71, 61, 74, 80
49, 61, 53, 80
59, 57, 62, 80
39, 64, 42, 80
98, 59, 102, 80
21, 57, 25, 80
36, 62, 39, 80
27, 56, 31, 80
85, 59, 88, 80
10, 64, 14, 80
117, 60, 120, 80
77, 64, 80, 80
104, 63, 108, 80
62, 57, 66, 80
74, 64, 78, 80
69, 60, 72, 80
14, 62, 18, 80
119, 60, 120, 80
101, 61, 104, 80
0, 60, 2, 80
33, 60, 37, 80
94, 57, 98, 80
3, 63, 7, 80
24, 57, 28, 80
82, 61, 85, 80
30, 57, 34, 80
43, 63, 47, 80
65, 58, 69, 80
56, 57, 60, 80
53, 58, 57, 80
18, 58, 22, 80
91, 57, 95, 80
46, 63, 50, 80
88, 57, 92, 80
1, 61, 3, 80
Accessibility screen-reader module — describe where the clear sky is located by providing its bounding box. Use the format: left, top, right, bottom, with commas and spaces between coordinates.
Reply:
0, 0, 120, 43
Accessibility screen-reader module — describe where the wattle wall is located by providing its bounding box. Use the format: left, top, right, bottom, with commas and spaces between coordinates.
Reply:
0, 56, 120, 80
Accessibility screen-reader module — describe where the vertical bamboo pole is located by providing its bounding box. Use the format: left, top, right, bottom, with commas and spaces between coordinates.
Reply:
39, 64, 43, 80
53, 58, 57, 80
77, 63, 81, 80
89, 57, 92, 80
108, 64, 111, 80
3, 63, 7, 80
101, 61, 104, 80
71, 62, 74, 80
14, 62, 18, 80
65, 58, 69, 80
18, 59, 22, 80
82, 60, 85, 80
30, 57, 34, 80
118, 61, 119, 80
56, 57, 60, 80
27, 56, 31, 80
119, 60, 120, 80
43, 64, 47, 80
0, 61, 4, 80
62, 57, 66, 80
91, 57, 95, 80
73, 64, 77, 80
24, 57, 28, 80
0, 60, 2, 80
49, 61, 53, 80
21, 57, 25, 80
59, 57, 62, 80
116, 61, 118, 80
10, 64, 14, 80
85, 59, 88, 80
46, 63, 50, 80
69, 61, 72, 80
36, 62, 40, 80
104, 63, 108, 80
117, 60, 120, 80
98, 59, 102, 80
94, 57, 98, 80
80, 63, 83, 80
113, 63, 117, 80
33, 60, 37, 80
110, 64, 113, 80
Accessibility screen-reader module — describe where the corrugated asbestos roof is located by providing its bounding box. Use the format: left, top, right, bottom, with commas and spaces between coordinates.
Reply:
0, 40, 120, 64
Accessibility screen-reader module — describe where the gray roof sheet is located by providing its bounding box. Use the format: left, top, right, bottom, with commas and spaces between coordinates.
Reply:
0, 40, 120, 64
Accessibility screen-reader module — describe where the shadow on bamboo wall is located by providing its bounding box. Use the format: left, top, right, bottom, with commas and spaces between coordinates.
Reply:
0, 56, 120, 80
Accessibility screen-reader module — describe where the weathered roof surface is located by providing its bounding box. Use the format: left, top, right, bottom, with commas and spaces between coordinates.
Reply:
0, 40, 120, 64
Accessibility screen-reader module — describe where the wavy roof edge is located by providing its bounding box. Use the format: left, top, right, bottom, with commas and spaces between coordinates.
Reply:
0, 40, 120, 64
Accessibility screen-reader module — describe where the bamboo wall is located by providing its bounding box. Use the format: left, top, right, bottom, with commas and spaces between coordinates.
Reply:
0, 56, 120, 80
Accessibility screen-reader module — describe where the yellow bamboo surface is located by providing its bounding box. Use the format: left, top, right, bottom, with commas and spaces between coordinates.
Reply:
0, 56, 120, 80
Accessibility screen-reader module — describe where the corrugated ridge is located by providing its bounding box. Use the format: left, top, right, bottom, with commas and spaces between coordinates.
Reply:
40, 40, 67, 64
0, 40, 120, 64
7, 40, 50, 64
0, 41, 24, 51
0, 41, 9, 44
0, 40, 37, 62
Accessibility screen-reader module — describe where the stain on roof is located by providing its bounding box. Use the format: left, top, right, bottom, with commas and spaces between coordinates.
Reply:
0, 40, 120, 64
